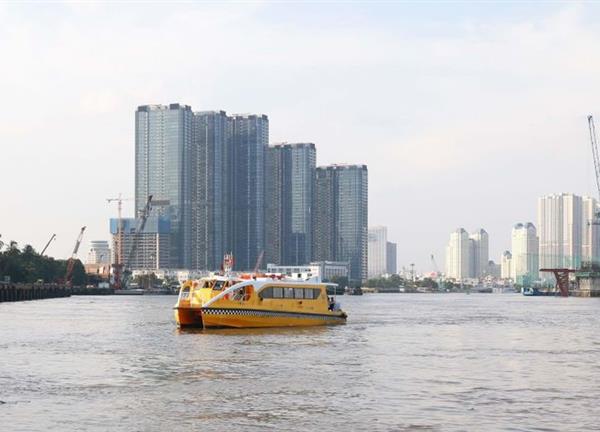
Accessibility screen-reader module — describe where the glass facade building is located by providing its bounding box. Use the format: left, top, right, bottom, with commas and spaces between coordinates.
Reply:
135, 104, 193, 268
266, 143, 316, 266
133, 103, 369, 276
191, 111, 233, 270
231, 114, 269, 270
313, 164, 368, 282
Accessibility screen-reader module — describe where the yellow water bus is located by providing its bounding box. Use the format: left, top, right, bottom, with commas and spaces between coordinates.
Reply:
174, 275, 347, 329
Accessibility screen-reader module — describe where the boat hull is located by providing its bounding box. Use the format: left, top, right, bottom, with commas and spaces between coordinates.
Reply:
175, 306, 346, 329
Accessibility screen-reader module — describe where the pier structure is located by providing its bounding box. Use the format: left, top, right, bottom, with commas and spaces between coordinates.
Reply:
0, 282, 71, 302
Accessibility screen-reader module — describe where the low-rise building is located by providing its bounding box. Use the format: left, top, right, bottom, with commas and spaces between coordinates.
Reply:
110, 216, 171, 270
266, 261, 349, 281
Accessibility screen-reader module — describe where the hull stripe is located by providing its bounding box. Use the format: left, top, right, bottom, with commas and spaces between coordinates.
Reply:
199, 307, 346, 321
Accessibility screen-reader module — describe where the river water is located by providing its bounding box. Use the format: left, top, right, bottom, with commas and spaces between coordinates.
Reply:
1, 293, 600, 431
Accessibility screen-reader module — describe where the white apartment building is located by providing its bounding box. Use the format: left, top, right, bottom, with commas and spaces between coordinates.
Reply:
445, 228, 470, 280
368, 226, 387, 278
538, 193, 582, 270
582, 196, 600, 266
511, 223, 539, 284
86, 240, 110, 265
469, 229, 489, 278
501, 251, 512, 279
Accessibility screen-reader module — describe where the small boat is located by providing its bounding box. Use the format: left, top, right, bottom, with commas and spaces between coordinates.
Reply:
173, 274, 347, 329
345, 286, 363, 295
522, 287, 557, 296
113, 288, 145, 295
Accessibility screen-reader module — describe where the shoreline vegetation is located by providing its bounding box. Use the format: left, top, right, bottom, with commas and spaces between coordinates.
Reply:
0, 240, 87, 285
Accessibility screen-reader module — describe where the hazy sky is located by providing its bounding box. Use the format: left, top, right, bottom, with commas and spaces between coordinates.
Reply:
1, 2, 599, 272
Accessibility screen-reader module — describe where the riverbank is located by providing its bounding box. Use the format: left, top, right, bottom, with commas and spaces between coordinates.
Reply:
0, 282, 71, 302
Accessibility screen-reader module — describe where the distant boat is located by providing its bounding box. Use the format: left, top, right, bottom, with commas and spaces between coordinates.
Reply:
522, 287, 556, 296
474, 287, 493, 294
114, 288, 145, 296
346, 287, 363, 296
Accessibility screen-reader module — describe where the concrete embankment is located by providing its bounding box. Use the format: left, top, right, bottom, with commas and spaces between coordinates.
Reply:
0, 282, 71, 302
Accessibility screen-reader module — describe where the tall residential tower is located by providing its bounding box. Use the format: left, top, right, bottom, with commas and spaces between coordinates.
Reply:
265, 143, 316, 267
313, 164, 368, 282
135, 104, 193, 268
445, 228, 470, 280
190, 111, 233, 271
230, 114, 269, 270
537, 193, 582, 270
511, 222, 539, 284
368, 226, 387, 278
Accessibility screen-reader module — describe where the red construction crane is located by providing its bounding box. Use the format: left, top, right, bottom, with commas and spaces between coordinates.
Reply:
65, 226, 86, 286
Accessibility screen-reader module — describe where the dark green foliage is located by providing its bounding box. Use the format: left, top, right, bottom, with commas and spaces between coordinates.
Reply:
70, 259, 88, 286
0, 241, 71, 284
416, 278, 439, 289
364, 274, 405, 288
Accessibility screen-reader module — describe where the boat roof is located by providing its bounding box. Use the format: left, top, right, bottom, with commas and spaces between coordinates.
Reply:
203, 276, 328, 307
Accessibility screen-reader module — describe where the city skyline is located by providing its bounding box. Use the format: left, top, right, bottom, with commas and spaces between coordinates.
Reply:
4, 3, 600, 271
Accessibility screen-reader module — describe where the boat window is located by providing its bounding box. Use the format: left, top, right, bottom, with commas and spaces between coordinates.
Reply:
294, 288, 304, 299
202, 281, 211, 288
284, 288, 294, 299
273, 287, 283, 298
213, 280, 225, 290
260, 287, 273, 299
303, 288, 313, 299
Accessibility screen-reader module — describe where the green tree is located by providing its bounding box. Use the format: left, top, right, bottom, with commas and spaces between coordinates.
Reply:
70, 259, 87, 286
0, 241, 70, 284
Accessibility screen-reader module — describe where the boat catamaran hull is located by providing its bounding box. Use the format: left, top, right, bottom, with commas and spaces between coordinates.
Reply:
174, 276, 347, 329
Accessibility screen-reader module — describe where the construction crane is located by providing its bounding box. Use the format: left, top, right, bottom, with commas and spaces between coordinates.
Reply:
116, 195, 155, 289
125, 195, 153, 268
588, 115, 600, 224
252, 250, 265, 274
40, 233, 56, 256
65, 226, 86, 286
107, 194, 133, 290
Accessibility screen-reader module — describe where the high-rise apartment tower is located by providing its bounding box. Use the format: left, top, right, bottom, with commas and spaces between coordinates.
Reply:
266, 143, 316, 266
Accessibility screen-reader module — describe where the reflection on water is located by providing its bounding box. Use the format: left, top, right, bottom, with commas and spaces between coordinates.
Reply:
2, 294, 600, 431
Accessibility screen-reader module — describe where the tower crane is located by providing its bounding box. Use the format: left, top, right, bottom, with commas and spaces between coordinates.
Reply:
40, 233, 56, 256
119, 195, 155, 289
588, 115, 600, 224
65, 226, 86, 286
107, 194, 133, 290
